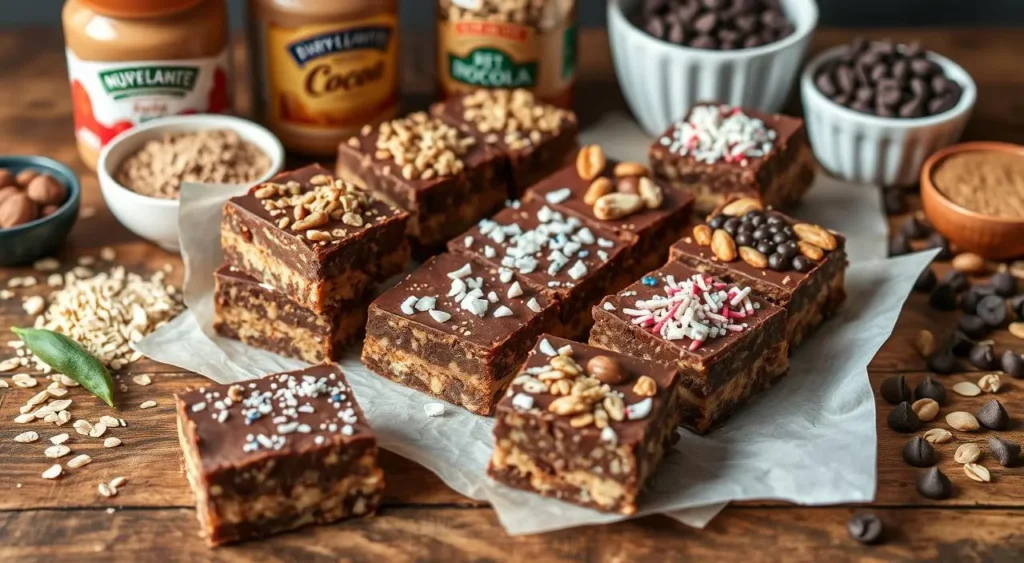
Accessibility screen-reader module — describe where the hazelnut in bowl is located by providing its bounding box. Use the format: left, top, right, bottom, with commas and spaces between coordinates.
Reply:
0, 156, 81, 266
801, 38, 977, 186
921, 142, 1024, 260
97, 114, 284, 252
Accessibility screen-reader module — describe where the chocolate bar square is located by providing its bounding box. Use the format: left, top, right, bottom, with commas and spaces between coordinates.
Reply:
362, 252, 560, 415
175, 365, 384, 546
221, 165, 409, 313
488, 335, 682, 514
589, 261, 789, 434
649, 103, 815, 215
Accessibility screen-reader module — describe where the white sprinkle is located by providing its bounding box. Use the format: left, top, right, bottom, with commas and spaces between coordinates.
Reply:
544, 187, 572, 204
423, 402, 446, 417
539, 338, 557, 356
511, 393, 534, 410
463, 235, 474, 247
602, 301, 616, 311
414, 296, 436, 311
567, 260, 588, 281
191, 401, 208, 413
626, 398, 653, 420
493, 306, 513, 318
507, 281, 523, 299
487, 291, 499, 303
447, 263, 473, 279
527, 297, 542, 313
400, 296, 418, 315
428, 310, 451, 323
498, 268, 514, 283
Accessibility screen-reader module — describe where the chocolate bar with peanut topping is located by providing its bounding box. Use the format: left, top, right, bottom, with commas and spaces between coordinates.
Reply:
488, 335, 683, 514
589, 261, 789, 434
221, 164, 409, 313
175, 364, 384, 546
669, 197, 848, 347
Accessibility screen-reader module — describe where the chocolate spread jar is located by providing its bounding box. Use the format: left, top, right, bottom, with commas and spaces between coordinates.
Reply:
248, 0, 400, 156
62, 0, 231, 170
437, 0, 577, 108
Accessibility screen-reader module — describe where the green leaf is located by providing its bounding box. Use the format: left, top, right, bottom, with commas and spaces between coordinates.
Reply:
12, 327, 115, 407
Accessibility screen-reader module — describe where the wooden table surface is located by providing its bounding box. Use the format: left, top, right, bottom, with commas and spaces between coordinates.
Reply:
3, 27, 1024, 562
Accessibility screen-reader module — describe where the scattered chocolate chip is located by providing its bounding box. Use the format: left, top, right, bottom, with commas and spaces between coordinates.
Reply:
902, 436, 937, 467
1002, 351, 1024, 379
888, 401, 922, 433
956, 315, 989, 339
977, 399, 1010, 430
792, 255, 813, 273
914, 376, 946, 405
941, 270, 970, 292
928, 284, 957, 311
880, 375, 911, 404
988, 437, 1021, 467
847, 512, 885, 545
888, 234, 912, 257
959, 286, 992, 314
969, 343, 998, 370
917, 467, 953, 500
976, 295, 1008, 328
899, 216, 929, 239
634, 0, 793, 51
926, 232, 953, 260
913, 268, 936, 293
927, 347, 959, 374
1009, 294, 1024, 318
883, 188, 906, 215
949, 330, 974, 357
990, 271, 1017, 297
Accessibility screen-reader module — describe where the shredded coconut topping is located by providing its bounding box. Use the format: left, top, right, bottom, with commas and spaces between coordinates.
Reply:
660, 104, 777, 166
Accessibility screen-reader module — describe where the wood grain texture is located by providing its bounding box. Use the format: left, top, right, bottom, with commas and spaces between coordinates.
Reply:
2, 26, 1024, 559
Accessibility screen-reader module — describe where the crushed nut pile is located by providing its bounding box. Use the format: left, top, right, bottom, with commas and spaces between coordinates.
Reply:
459, 89, 572, 150
441, 0, 569, 29
350, 112, 474, 181
253, 173, 374, 243
115, 129, 271, 199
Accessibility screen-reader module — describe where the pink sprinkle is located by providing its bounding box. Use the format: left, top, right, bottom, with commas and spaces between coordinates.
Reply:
652, 303, 682, 334
712, 283, 727, 290
688, 340, 703, 351
632, 315, 654, 326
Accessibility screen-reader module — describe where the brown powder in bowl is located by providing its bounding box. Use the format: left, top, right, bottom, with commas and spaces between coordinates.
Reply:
115, 129, 272, 199
933, 151, 1024, 219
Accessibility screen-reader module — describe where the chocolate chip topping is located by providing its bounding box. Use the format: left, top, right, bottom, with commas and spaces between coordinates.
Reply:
917, 467, 953, 500
635, 0, 795, 51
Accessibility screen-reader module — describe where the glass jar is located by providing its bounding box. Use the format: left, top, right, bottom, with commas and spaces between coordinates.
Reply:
248, 0, 401, 156
62, 0, 231, 170
436, 0, 577, 108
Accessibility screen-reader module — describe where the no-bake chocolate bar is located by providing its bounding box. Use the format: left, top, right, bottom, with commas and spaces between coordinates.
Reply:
669, 197, 847, 347
590, 261, 789, 434
221, 164, 409, 313
362, 252, 560, 415
430, 89, 579, 197
649, 103, 815, 214
524, 147, 695, 278
448, 198, 632, 338
488, 335, 682, 514
213, 264, 367, 363
336, 112, 510, 253
175, 365, 384, 546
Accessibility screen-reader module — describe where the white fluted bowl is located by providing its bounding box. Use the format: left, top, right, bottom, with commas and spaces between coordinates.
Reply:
608, 0, 818, 136
800, 46, 976, 187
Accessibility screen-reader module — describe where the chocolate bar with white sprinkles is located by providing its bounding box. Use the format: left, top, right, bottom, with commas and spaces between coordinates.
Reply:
175, 364, 383, 546
589, 261, 789, 434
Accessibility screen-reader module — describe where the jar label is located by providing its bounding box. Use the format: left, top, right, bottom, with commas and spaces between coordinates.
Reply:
438, 18, 577, 106
259, 15, 399, 132
65, 49, 231, 150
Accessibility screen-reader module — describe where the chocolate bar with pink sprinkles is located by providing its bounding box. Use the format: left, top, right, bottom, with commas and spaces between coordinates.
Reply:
589, 261, 789, 434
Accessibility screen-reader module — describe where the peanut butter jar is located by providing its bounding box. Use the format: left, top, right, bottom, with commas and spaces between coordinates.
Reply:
437, 0, 577, 108
248, 0, 400, 156
62, 0, 232, 170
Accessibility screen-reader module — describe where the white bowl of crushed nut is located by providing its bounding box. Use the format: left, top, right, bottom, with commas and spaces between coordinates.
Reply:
97, 114, 284, 252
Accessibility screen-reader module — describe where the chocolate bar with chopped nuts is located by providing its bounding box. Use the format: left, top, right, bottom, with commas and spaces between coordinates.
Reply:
336, 112, 510, 255
523, 152, 695, 278
589, 261, 789, 434
175, 364, 384, 546
430, 89, 579, 198
362, 252, 560, 415
221, 164, 410, 313
670, 197, 847, 347
488, 335, 682, 514
649, 102, 815, 215
448, 198, 633, 338
213, 264, 368, 363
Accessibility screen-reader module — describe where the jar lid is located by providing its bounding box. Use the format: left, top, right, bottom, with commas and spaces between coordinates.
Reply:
77, 0, 205, 18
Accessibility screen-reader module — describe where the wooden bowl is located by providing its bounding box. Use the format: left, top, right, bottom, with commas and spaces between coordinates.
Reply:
920, 141, 1024, 260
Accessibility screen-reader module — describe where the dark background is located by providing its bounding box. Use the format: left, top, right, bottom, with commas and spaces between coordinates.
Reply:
1, 0, 1022, 28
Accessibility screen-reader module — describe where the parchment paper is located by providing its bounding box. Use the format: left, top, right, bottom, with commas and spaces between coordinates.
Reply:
136, 115, 934, 534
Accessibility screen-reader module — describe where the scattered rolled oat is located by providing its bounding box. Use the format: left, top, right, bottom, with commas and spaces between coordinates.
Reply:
103, 437, 122, 448
44, 444, 70, 458
13, 431, 39, 443
50, 433, 69, 445
99, 415, 120, 427
88, 422, 107, 438
22, 295, 45, 315
110, 476, 127, 489
139, 400, 157, 409
41, 464, 62, 480
423, 403, 445, 417
132, 374, 152, 386
66, 454, 92, 469
98, 482, 114, 497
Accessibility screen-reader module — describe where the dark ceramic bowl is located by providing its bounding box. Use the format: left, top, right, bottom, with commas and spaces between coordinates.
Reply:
0, 156, 80, 266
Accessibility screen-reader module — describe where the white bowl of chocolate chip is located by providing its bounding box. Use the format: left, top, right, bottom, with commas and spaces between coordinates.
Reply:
97, 114, 284, 252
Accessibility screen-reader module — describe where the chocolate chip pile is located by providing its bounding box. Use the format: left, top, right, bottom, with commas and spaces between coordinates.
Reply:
707, 209, 815, 272
814, 38, 963, 118
634, 0, 794, 51
115, 129, 271, 199
0, 168, 67, 229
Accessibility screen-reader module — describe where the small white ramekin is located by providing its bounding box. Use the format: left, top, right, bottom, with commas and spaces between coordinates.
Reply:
608, 0, 818, 136
801, 46, 977, 187
98, 115, 284, 252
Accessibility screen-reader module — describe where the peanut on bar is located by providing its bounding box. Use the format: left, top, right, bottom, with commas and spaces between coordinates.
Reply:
175, 365, 384, 546
488, 335, 683, 515
648, 102, 815, 215
362, 252, 560, 415
213, 264, 368, 363
221, 164, 410, 313
670, 198, 848, 347
589, 261, 789, 434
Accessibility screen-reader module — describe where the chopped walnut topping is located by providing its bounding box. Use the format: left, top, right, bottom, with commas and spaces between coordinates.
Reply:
369, 112, 474, 180
459, 89, 573, 151
254, 174, 375, 241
